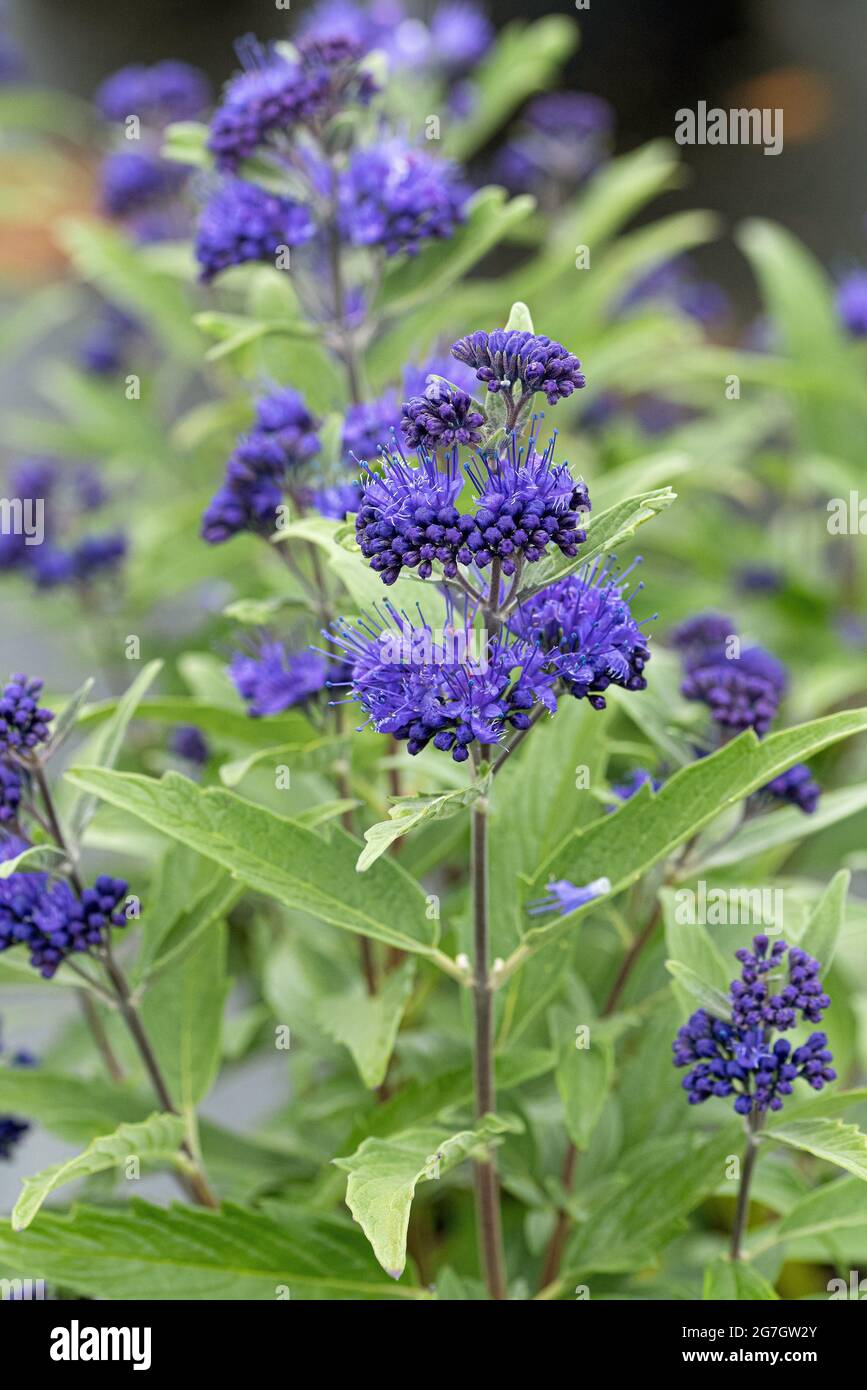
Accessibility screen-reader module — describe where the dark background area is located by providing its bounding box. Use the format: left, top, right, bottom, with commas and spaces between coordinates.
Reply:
7, 0, 867, 302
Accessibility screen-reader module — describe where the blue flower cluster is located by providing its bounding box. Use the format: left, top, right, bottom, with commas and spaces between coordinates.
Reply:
195, 178, 315, 282
764, 762, 821, 815
356, 428, 591, 586
674, 613, 786, 738
0, 458, 126, 591
494, 90, 613, 195
328, 558, 651, 762
328, 603, 556, 762
608, 767, 663, 805
100, 150, 187, 218
0, 675, 54, 755
96, 61, 204, 240
836, 270, 867, 338
202, 387, 320, 544
512, 561, 651, 710
673, 934, 834, 1116
451, 329, 586, 407
230, 641, 331, 717
672, 611, 821, 813
78, 305, 140, 376
208, 39, 378, 172
400, 381, 485, 450
299, 0, 493, 82
338, 143, 468, 256
0, 872, 129, 979
95, 60, 211, 123
170, 725, 210, 765
343, 393, 401, 464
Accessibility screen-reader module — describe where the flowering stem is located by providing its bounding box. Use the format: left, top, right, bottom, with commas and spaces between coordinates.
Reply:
101, 947, 218, 1209
30, 760, 125, 1082
31, 760, 216, 1208
470, 792, 508, 1300
730, 1111, 761, 1261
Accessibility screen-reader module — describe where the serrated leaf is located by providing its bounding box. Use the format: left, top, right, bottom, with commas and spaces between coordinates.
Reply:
0, 1200, 431, 1300
12, 1113, 186, 1231
358, 780, 487, 871
523, 709, 867, 949
334, 1114, 521, 1278
315, 959, 415, 1089
518, 486, 677, 598
766, 1118, 867, 1182
62, 768, 438, 957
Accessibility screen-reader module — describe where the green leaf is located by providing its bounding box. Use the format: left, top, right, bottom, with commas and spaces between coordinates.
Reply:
662, 888, 734, 996
55, 219, 202, 362
695, 787, 867, 871
443, 16, 578, 160
0, 1200, 432, 1300
375, 187, 535, 316
62, 768, 439, 958
0, 844, 65, 879
489, 698, 610, 962
737, 219, 867, 459
775, 1176, 867, 1245
358, 780, 488, 871
46, 677, 95, 755
703, 1257, 778, 1300
334, 1114, 521, 1278
519, 486, 677, 597
272, 513, 427, 613
134, 845, 241, 980
665, 961, 733, 1020
795, 869, 849, 973
546, 210, 719, 343
77, 695, 313, 755
218, 730, 347, 789
563, 1128, 738, 1278
505, 301, 535, 333
12, 1113, 186, 1231
140, 926, 229, 1110
555, 1027, 613, 1151
0, 1069, 151, 1143
315, 959, 415, 1089
524, 709, 867, 949
67, 660, 163, 843
766, 1118, 867, 1182
507, 141, 684, 303
161, 120, 210, 169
